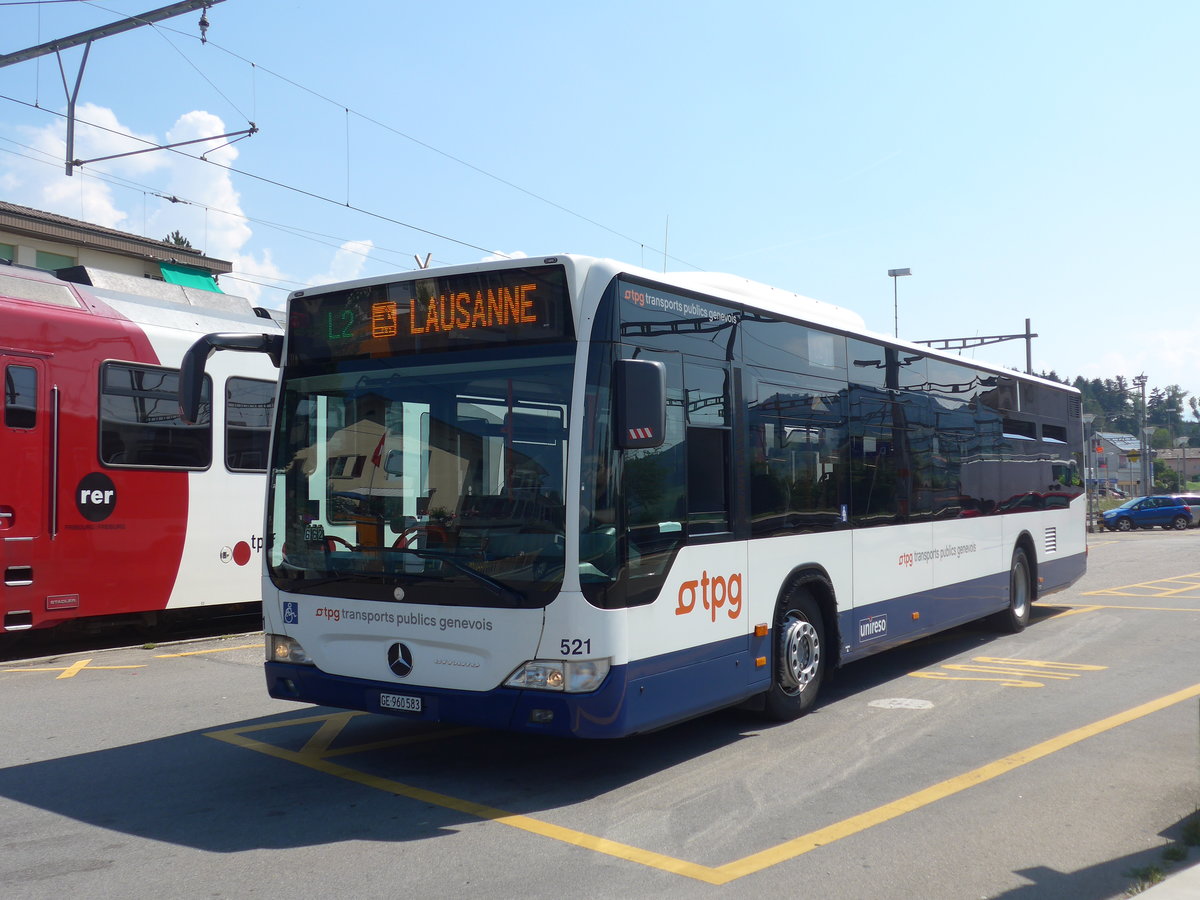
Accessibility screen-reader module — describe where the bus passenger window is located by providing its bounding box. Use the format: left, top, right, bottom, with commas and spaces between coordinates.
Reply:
685, 362, 730, 534
4, 365, 37, 429
687, 427, 729, 533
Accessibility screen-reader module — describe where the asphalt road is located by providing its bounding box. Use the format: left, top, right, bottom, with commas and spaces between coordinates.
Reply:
1, 529, 1197, 899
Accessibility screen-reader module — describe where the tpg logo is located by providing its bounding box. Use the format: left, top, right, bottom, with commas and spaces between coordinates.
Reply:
676, 570, 744, 621
314, 607, 342, 622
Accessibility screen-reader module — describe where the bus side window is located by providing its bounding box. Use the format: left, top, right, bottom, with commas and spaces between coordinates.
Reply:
685, 362, 730, 535
748, 374, 847, 535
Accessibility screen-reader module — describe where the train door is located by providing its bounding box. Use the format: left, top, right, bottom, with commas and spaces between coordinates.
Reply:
1, 354, 47, 631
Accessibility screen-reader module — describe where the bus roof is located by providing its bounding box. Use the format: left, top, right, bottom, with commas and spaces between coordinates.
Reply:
286, 254, 1076, 394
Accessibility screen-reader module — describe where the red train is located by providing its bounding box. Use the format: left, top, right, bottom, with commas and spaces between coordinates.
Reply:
1, 262, 281, 635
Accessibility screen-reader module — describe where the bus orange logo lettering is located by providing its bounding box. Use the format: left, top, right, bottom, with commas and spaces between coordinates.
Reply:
676, 570, 743, 621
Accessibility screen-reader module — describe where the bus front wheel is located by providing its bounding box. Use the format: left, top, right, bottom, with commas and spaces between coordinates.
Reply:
763, 587, 825, 721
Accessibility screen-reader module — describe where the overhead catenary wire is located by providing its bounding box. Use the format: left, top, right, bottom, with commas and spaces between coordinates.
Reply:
0, 93, 502, 257
0, 137, 453, 285
72, 0, 704, 270
5, 2, 705, 271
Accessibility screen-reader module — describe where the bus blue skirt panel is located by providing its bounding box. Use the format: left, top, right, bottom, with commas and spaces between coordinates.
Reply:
839, 549, 1086, 663
266, 632, 765, 739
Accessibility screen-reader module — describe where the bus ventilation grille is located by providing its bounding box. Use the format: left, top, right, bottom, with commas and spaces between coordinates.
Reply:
1043, 527, 1058, 553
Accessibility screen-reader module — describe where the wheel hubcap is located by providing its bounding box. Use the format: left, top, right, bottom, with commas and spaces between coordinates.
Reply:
1012, 562, 1029, 618
778, 611, 820, 695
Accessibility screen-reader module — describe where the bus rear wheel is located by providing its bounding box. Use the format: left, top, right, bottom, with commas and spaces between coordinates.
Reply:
763, 587, 825, 721
991, 546, 1032, 633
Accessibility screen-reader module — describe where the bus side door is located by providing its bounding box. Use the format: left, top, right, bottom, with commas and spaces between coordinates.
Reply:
1, 354, 47, 630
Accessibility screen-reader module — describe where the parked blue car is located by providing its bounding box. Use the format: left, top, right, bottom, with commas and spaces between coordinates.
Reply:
1100, 495, 1193, 531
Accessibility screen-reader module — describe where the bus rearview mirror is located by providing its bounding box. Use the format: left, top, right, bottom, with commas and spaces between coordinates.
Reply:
615, 358, 666, 450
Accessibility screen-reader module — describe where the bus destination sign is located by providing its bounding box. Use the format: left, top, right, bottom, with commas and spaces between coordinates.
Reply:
289, 264, 572, 362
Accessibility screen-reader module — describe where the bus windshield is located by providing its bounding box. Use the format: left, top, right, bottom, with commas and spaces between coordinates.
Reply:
267, 345, 573, 608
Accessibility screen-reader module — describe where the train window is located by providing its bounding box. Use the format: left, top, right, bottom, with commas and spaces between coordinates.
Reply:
226, 377, 275, 472
4, 365, 37, 429
100, 363, 211, 469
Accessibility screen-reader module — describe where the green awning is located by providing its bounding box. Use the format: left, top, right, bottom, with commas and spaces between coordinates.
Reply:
160, 262, 224, 293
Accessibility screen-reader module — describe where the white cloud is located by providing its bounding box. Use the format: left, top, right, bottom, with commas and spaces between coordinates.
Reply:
0, 104, 379, 310
4, 102, 165, 229
307, 239, 375, 287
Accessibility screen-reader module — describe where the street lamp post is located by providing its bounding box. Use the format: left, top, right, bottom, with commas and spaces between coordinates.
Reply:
1082, 413, 1096, 532
888, 268, 911, 338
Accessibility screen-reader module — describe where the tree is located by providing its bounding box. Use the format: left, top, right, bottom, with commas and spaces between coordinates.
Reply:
163, 230, 194, 249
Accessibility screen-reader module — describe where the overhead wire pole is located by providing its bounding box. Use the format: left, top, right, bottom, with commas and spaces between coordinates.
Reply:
0, 1, 229, 176
915, 319, 1039, 375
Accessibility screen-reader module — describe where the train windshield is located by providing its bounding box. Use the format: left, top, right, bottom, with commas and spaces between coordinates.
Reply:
266, 345, 573, 608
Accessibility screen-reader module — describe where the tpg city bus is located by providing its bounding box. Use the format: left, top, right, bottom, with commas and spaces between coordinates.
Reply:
181, 255, 1086, 737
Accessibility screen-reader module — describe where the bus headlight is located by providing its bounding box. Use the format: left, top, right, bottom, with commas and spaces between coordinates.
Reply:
267, 633, 313, 665
504, 658, 610, 693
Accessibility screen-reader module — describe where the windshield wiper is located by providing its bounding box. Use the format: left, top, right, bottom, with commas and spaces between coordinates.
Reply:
382, 547, 526, 606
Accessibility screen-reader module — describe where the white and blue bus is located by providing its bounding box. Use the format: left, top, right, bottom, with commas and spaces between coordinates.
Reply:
182, 255, 1086, 738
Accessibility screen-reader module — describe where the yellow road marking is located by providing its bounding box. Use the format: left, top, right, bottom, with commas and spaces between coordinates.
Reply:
909, 672, 1043, 687
715, 682, 1200, 882
301, 711, 359, 755
207, 682, 1200, 884
155, 643, 264, 658
974, 657, 1106, 673
1083, 572, 1200, 599
909, 656, 1106, 689
1057, 603, 1200, 613
208, 722, 719, 882
1, 658, 145, 679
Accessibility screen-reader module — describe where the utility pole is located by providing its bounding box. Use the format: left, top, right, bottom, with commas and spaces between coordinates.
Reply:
915, 319, 1039, 375
0, 2, 240, 176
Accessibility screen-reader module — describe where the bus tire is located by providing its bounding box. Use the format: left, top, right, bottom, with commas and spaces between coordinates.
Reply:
763, 586, 825, 721
992, 546, 1033, 633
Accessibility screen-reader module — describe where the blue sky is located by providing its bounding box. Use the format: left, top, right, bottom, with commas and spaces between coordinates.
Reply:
2, 1, 1197, 411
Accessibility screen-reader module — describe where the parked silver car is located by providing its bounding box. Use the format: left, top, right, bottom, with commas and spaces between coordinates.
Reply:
1174, 495, 1200, 527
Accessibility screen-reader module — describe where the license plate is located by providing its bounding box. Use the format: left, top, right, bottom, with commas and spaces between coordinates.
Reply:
379, 692, 422, 713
